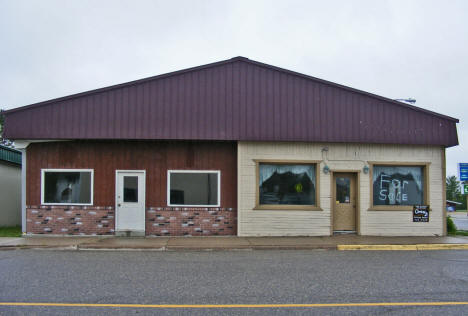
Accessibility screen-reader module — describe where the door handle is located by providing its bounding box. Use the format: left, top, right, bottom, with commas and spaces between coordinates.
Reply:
118, 203, 121, 207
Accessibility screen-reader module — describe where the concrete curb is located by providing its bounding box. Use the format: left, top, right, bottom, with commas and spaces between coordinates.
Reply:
337, 244, 468, 251
162, 245, 337, 251
0, 245, 78, 251
0, 244, 338, 251
3, 243, 468, 251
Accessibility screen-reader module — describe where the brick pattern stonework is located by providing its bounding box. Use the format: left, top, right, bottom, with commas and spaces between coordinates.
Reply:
146, 207, 237, 236
26, 206, 115, 235
26, 206, 237, 236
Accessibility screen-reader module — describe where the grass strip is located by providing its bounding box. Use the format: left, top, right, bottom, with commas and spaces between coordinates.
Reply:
0, 226, 21, 237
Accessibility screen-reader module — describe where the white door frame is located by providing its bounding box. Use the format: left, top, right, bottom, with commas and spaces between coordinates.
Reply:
115, 170, 146, 234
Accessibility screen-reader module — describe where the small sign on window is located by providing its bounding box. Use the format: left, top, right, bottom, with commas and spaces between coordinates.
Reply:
413, 205, 429, 222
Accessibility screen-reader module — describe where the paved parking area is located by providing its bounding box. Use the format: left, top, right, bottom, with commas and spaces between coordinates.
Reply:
448, 212, 468, 230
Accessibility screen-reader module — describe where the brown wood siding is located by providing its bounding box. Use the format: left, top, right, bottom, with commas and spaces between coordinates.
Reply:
27, 141, 237, 207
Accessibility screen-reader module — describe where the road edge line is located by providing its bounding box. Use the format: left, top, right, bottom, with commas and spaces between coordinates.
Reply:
337, 244, 468, 251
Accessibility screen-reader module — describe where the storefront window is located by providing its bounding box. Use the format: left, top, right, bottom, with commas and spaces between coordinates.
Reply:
259, 163, 316, 205
372, 165, 424, 206
168, 171, 220, 207
42, 169, 93, 205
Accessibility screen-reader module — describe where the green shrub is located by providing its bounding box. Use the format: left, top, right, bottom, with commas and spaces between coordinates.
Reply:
447, 216, 457, 234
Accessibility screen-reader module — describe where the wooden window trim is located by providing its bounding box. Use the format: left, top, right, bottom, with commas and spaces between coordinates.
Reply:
367, 161, 431, 211
253, 159, 322, 211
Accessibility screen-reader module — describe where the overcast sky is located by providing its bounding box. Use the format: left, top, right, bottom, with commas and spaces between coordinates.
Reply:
1, 0, 466, 177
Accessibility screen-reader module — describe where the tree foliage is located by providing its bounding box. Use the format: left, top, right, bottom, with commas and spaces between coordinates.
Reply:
446, 175, 461, 201
0, 109, 4, 139
446, 175, 467, 210
0, 109, 13, 147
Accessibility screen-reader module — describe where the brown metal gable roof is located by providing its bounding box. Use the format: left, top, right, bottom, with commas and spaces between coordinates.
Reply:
3, 57, 459, 147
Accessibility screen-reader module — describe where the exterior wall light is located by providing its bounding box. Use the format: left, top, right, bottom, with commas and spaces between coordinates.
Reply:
323, 165, 330, 174
363, 165, 369, 174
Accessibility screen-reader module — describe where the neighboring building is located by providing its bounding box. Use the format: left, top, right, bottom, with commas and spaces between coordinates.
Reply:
0, 145, 22, 227
3, 57, 459, 236
446, 200, 462, 212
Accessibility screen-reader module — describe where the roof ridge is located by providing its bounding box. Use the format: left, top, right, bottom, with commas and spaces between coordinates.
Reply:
4, 56, 459, 123
239, 58, 459, 122
4, 57, 240, 114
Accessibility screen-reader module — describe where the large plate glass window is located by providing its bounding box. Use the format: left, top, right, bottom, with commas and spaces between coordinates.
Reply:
259, 163, 316, 206
372, 165, 424, 206
168, 171, 220, 207
42, 169, 93, 205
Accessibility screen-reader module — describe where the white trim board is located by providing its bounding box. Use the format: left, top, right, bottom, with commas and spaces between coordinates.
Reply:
167, 170, 221, 207
41, 169, 94, 206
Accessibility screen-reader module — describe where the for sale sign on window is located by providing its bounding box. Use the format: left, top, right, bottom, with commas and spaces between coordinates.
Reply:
413, 205, 430, 222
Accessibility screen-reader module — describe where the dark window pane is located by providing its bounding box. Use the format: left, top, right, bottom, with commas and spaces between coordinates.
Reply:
259, 164, 316, 205
123, 176, 138, 202
373, 166, 423, 205
43, 171, 91, 204
169, 172, 218, 206
336, 177, 350, 203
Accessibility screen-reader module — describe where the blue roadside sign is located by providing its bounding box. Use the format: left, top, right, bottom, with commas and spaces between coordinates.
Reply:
459, 163, 468, 181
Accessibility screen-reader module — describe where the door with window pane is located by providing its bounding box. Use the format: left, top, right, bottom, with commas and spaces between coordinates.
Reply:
333, 172, 357, 232
116, 171, 146, 233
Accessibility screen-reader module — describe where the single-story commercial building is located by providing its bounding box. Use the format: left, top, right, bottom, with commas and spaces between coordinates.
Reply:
0, 145, 22, 227
3, 57, 459, 236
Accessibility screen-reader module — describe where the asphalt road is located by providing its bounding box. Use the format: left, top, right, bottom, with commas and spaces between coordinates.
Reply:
1, 249, 468, 315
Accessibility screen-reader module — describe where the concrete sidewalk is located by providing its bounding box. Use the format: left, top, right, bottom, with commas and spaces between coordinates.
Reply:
2, 235, 468, 251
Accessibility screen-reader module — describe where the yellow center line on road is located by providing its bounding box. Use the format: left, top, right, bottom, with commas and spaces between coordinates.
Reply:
0, 302, 468, 308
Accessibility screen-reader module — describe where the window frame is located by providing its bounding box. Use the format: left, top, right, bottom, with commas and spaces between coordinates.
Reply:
368, 162, 430, 211
167, 170, 221, 207
254, 159, 321, 211
41, 168, 94, 206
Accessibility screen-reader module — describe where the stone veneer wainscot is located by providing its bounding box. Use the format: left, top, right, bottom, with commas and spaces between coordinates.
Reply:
26, 206, 237, 236
26, 206, 115, 235
146, 208, 237, 236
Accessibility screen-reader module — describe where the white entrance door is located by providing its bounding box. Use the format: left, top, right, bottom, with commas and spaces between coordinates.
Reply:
115, 170, 146, 235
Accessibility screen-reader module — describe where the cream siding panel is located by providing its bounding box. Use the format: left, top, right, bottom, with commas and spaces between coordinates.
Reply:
0, 162, 22, 226
238, 142, 444, 237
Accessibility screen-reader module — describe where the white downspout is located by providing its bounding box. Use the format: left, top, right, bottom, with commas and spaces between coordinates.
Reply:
14, 140, 69, 234
20, 148, 26, 234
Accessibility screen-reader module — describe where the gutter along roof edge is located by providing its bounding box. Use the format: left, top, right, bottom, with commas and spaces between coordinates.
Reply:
8, 138, 458, 148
